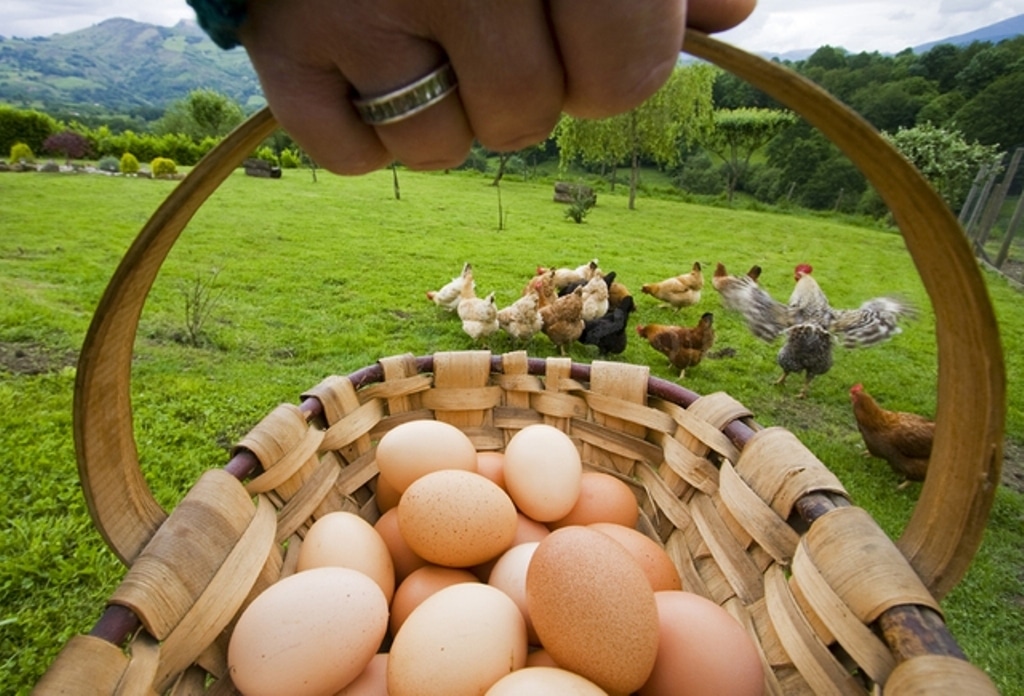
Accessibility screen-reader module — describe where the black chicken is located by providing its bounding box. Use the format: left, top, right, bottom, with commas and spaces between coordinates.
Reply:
579, 295, 636, 355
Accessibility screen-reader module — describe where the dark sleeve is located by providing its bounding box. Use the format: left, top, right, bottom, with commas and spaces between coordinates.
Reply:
187, 0, 248, 50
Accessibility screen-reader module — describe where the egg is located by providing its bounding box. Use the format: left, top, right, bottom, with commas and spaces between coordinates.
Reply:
337, 653, 389, 696
388, 583, 528, 696
588, 522, 682, 592
471, 513, 550, 581
228, 567, 388, 696
373, 508, 428, 583
485, 666, 608, 695
526, 526, 660, 695
476, 450, 507, 489
550, 472, 639, 529
487, 541, 541, 644
398, 469, 518, 567
525, 648, 559, 668
375, 420, 478, 493
390, 564, 479, 636
638, 591, 765, 696
374, 473, 402, 513
503, 424, 582, 522
296, 511, 396, 602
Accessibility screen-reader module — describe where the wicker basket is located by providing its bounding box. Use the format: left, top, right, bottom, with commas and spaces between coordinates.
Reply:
34, 30, 1004, 695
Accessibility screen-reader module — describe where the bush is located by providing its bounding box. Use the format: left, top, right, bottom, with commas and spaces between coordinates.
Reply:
280, 148, 302, 169
97, 156, 120, 173
10, 142, 34, 163
151, 157, 177, 177
120, 152, 140, 175
254, 146, 278, 166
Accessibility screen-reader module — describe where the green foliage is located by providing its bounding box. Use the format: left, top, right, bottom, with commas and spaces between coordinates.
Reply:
700, 108, 797, 202
953, 71, 1024, 148
120, 152, 140, 175
279, 148, 302, 169
150, 157, 177, 177
0, 105, 58, 156
254, 145, 278, 166
884, 122, 1002, 210
155, 88, 245, 141
563, 184, 596, 224
9, 142, 34, 163
96, 156, 120, 173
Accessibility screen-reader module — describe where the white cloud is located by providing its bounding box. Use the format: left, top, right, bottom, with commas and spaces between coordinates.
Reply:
1, 0, 194, 38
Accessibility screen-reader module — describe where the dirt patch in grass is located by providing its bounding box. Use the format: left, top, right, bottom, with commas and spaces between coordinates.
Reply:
1001, 438, 1024, 495
0, 342, 78, 375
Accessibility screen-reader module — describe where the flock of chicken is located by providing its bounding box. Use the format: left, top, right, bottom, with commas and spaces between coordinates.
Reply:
426, 258, 934, 487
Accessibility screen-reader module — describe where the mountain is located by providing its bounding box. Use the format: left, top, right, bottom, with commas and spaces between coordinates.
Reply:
0, 18, 264, 111
914, 13, 1024, 53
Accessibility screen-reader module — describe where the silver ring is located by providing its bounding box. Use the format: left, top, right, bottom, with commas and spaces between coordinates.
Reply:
353, 63, 458, 126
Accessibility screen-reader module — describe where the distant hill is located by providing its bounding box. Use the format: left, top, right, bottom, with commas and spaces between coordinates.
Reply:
0, 18, 263, 112
914, 13, 1024, 53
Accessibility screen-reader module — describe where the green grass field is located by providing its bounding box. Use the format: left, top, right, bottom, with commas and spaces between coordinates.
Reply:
1, 166, 1022, 694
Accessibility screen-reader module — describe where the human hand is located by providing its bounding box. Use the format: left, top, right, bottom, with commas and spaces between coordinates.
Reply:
236, 0, 757, 175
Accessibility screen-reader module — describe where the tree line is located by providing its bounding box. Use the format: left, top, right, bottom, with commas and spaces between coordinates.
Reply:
2, 36, 1021, 218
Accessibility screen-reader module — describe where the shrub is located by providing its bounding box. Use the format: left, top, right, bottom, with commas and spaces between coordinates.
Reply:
43, 130, 91, 162
10, 142, 34, 163
120, 152, 140, 174
280, 148, 301, 169
97, 156, 120, 173
151, 157, 177, 177
254, 146, 278, 166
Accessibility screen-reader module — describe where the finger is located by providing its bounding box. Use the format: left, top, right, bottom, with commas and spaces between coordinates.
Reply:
239, 3, 389, 175
687, 0, 758, 33
548, 0, 687, 119
426, 1, 564, 153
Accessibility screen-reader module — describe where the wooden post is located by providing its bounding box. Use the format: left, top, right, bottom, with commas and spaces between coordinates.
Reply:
994, 192, 1024, 269
973, 148, 1022, 250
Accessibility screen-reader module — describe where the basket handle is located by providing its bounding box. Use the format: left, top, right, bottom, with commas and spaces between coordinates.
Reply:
74, 30, 1004, 598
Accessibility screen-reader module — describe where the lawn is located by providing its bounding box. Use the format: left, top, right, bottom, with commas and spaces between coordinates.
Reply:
1, 165, 1022, 694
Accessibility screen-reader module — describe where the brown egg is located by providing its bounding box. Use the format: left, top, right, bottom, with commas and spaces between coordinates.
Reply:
296, 511, 396, 602
487, 541, 541, 644
390, 565, 479, 636
476, 451, 507, 489
472, 513, 550, 581
228, 567, 388, 696
588, 522, 682, 592
398, 469, 518, 567
503, 425, 582, 522
374, 474, 401, 514
388, 583, 528, 696
526, 526, 660, 695
485, 666, 608, 695
550, 472, 639, 529
337, 653, 389, 696
373, 508, 427, 583
639, 591, 765, 696
376, 420, 478, 493
525, 648, 559, 668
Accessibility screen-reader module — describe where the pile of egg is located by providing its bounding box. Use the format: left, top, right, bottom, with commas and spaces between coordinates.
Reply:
227, 421, 766, 696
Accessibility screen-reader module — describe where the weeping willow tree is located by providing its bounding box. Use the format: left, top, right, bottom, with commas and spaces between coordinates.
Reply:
555, 63, 717, 210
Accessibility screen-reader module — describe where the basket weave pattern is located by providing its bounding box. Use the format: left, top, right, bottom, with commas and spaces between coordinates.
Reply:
39, 352, 995, 694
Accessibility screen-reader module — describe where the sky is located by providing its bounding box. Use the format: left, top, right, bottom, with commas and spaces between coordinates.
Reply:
1, 0, 1023, 55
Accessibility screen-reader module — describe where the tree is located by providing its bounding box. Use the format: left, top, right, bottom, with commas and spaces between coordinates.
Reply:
884, 122, 1002, 210
953, 71, 1024, 149
155, 88, 245, 140
699, 108, 796, 203
0, 105, 58, 155
42, 130, 91, 163
556, 64, 716, 209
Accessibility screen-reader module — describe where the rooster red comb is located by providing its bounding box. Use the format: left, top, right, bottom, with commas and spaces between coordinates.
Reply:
850, 383, 864, 394
795, 263, 814, 276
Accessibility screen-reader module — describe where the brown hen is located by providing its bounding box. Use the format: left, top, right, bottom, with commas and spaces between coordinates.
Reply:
850, 383, 934, 488
636, 312, 715, 379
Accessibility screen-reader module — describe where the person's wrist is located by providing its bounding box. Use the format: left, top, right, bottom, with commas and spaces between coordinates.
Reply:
187, 0, 248, 49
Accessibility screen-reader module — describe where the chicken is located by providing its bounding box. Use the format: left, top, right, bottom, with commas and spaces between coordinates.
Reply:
636, 312, 715, 378
579, 295, 636, 355
539, 286, 585, 355
535, 259, 600, 291
497, 290, 544, 346
608, 276, 633, 310
641, 261, 704, 310
426, 261, 473, 312
456, 272, 499, 345
716, 263, 913, 397
579, 273, 611, 322
850, 383, 934, 487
